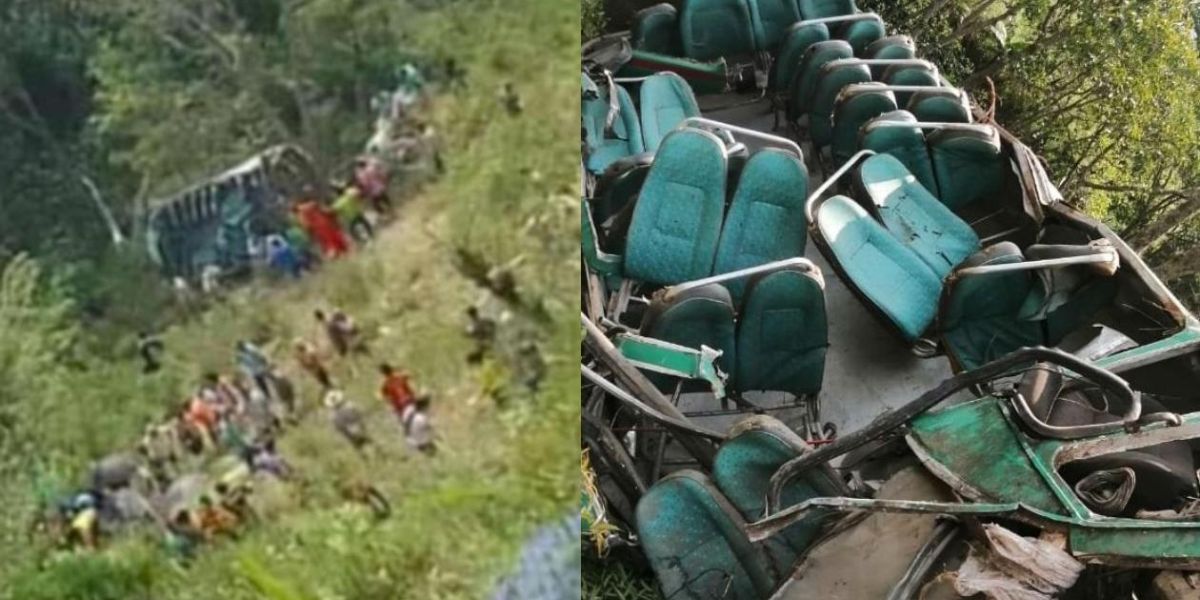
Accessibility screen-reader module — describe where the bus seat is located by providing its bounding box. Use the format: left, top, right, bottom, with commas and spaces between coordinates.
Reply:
908, 90, 971, 123
735, 267, 828, 396
636, 470, 776, 599
927, 127, 1005, 213
713, 149, 809, 301
632, 3, 683, 55
860, 110, 938, 195
808, 62, 871, 147
748, 0, 802, 52
865, 36, 916, 78
815, 195, 941, 341
640, 283, 738, 388
625, 128, 727, 285
840, 18, 885, 55
881, 64, 938, 107
582, 73, 646, 175
640, 73, 702, 153
771, 22, 830, 93
853, 154, 980, 277
787, 39, 853, 122
796, 0, 858, 19
939, 242, 1040, 369
680, 0, 756, 61
830, 85, 897, 165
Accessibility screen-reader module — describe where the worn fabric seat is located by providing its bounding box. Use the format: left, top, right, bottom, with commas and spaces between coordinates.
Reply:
771, 22, 830, 93
830, 85, 897, 164
864, 36, 916, 77
928, 127, 1006, 213
640, 283, 738, 387
853, 154, 980, 277
860, 110, 938, 194
712, 149, 809, 301
735, 267, 827, 395
680, 0, 757, 61
625, 128, 727, 285
938, 242, 1039, 369
631, 3, 684, 55
837, 18, 884, 55
637, 470, 775, 599
808, 62, 871, 147
796, 0, 858, 18
582, 73, 645, 175
787, 39, 853, 122
713, 416, 844, 580
748, 0, 802, 51
639, 73, 702, 153
816, 195, 942, 341
908, 89, 971, 123
881, 64, 939, 107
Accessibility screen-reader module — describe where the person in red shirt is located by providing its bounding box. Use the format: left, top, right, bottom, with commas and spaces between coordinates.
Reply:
292, 187, 349, 259
378, 363, 414, 416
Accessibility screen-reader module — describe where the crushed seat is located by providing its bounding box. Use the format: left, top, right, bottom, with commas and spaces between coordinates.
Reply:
680, 0, 757, 61
712, 149, 809, 301
938, 242, 1040, 367
582, 73, 645, 175
860, 110, 938, 194
830, 84, 898, 164
625, 128, 727, 285
639, 72, 702, 153
735, 266, 828, 396
631, 3, 684, 55
748, 0, 802, 51
640, 283, 738, 388
787, 39, 853, 123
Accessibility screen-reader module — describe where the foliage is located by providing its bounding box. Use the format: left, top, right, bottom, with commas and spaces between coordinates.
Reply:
583, 0, 607, 40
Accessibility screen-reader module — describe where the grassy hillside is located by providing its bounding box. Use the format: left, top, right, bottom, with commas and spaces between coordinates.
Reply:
0, 0, 579, 597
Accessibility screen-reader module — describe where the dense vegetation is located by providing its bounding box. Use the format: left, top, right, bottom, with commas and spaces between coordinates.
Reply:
0, 0, 579, 597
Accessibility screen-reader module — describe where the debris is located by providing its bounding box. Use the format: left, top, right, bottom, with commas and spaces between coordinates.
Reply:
953, 524, 1084, 600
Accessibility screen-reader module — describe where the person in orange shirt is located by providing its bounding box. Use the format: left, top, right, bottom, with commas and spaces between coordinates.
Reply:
185, 396, 218, 451
378, 363, 414, 416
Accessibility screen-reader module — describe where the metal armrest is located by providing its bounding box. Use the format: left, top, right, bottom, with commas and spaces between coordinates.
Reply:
679, 117, 803, 159
861, 120, 994, 137
663, 257, 824, 300
822, 58, 938, 78
793, 12, 884, 29
804, 149, 876, 222
953, 248, 1119, 278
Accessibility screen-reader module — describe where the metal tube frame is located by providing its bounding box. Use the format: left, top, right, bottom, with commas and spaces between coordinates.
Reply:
861, 120, 995, 136
804, 149, 876, 222
664, 257, 824, 299
680, 117, 804, 158
581, 363, 726, 441
954, 251, 1117, 277
822, 58, 939, 79
794, 12, 884, 29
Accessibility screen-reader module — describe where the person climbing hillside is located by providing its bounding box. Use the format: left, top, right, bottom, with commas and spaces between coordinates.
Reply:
293, 188, 349, 259
354, 156, 392, 216
315, 308, 368, 357
294, 338, 333, 389
137, 331, 164, 374
196, 495, 239, 542
378, 363, 415, 416
332, 183, 373, 243
266, 234, 303, 279
401, 394, 436, 455
235, 340, 273, 399
324, 389, 371, 451
464, 304, 496, 364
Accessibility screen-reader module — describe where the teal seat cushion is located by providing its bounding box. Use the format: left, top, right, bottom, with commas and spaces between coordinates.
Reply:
582, 74, 645, 174
680, 0, 756, 61
735, 268, 827, 395
748, 0, 802, 51
830, 87, 897, 164
839, 18, 884, 55
713, 416, 843, 580
640, 283, 738, 388
771, 22, 830, 93
881, 66, 938, 108
796, 0, 858, 18
928, 128, 1006, 213
787, 39, 852, 122
632, 3, 683, 55
808, 62, 871, 147
865, 36, 916, 78
640, 73, 702, 153
941, 242, 1040, 370
637, 470, 775, 599
816, 195, 941, 341
910, 93, 970, 123
854, 154, 980, 278
861, 110, 938, 195
626, 129, 727, 285
713, 149, 809, 301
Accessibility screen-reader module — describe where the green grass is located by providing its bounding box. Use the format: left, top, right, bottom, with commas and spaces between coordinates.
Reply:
0, 0, 580, 597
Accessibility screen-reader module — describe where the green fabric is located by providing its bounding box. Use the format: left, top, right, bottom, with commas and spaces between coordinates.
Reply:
748, 0, 802, 51
882, 66, 938, 108
641, 284, 738, 387
639, 73, 701, 153
817, 195, 941, 341
712, 149, 808, 302
735, 269, 827, 395
910, 95, 970, 123
617, 50, 729, 95
787, 39, 852, 121
636, 471, 776, 599
332, 189, 365, 225
679, 0, 756, 61
625, 129, 727, 285
808, 62, 871, 147
830, 89, 897, 164
796, 0, 857, 18
928, 129, 1005, 212
865, 36, 915, 79
770, 22, 829, 92
855, 154, 979, 278
582, 74, 646, 174
940, 243, 1040, 370
713, 417, 841, 581
840, 18, 884, 55
861, 110, 938, 195
631, 3, 682, 55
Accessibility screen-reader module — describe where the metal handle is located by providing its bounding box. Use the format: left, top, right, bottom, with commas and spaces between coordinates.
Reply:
664, 257, 824, 299
794, 12, 884, 28
861, 120, 995, 136
680, 117, 804, 159
581, 364, 726, 441
804, 149, 875, 222
954, 250, 1118, 277
822, 58, 938, 76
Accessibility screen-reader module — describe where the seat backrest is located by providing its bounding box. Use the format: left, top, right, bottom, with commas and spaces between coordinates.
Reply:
860, 110, 937, 195
639, 73, 701, 153
939, 242, 1038, 369
641, 283, 738, 385
816, 195, 941, 341
881, 64, 938, 107
771, 22, 830, 92
626, 128, 728, 285
787, 39, 853, 121
853, 153, 979, 278
839, 18, 884, 55
865, 35, 915, 69
713, 149, 809, 301
908, 90, 970, 123
927, 127, 1006, 213
735, 267, 827, 396
680, 0, 756, 61
748, 0, 802, 52
796, 0, 858, 18
582, 75, 645, 174
631, 3, 683, 55
830, 86, 897, 164
590, 154, 655, 251
808, 62, 871, 147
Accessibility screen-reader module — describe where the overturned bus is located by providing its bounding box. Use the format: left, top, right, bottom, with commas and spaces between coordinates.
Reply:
145, 145, 318, 282
582, 1, 1200, 597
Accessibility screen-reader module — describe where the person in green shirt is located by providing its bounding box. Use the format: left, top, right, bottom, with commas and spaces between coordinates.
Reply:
332, 184, 373, 244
